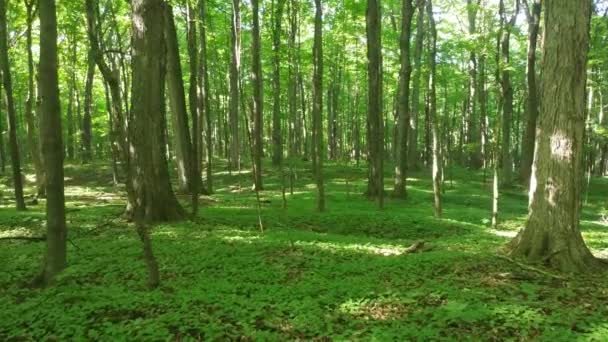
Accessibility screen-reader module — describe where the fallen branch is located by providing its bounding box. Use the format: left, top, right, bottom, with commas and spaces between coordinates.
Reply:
496, 254, 566, 281
403, 240, 425, 254
0, 236, 46, 242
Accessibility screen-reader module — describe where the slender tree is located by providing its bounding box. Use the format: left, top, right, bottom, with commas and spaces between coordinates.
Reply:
509, 0, 604, 272
0, 0, 26, 211
251, 0, 264, 190
466, 0, 482, 168
393, 0, 414, 198
312, 0, 325, 211
229, 0, 241, 170
82, 43, 95, 163
272, 0, 286, 166
37, 0, 66, 286
198, 0, 213, 193
427, 0, 441, 218
409, 0, 425, 170
519, 0, 541, 185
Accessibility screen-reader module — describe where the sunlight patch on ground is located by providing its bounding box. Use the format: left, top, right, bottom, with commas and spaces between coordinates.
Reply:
488, 229, 518, 239
294, 240, 408, 256
0, 227, 39, 238
339, 297, 410, 320
220, 235, 262, 244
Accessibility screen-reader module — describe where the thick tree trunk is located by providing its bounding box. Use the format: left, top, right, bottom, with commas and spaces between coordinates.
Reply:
130, 0, 184, 223
312, 0, 325, 211
251, 0, 264, 190
0, 0, 26, 211
509, 0, 603, 273
229, 0, 241, 170
366, 0, 384, 208
519, 0, 541, 185
164, 4, 194, 194
38, 0, 67, 286
25, 1, 45, 197
499, 0, 517, 188
427, 0, 441, 218
272, 0, 286, 166
393, 0, 414, 198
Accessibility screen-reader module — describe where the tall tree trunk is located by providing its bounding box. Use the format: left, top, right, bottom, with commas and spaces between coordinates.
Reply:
198, 0, 213, 193
366, 0, 384, 208
229, 0, 241, 170
509, 0, 603, 273
38, 0, 66, 286
499, 0, 517, 188
408, 0, 425, 170
187, 1, 201, 216
164, 4, 194, 193
272, 0, 286, 166
467, 0, 482, 168
0, 0, 26, 211
130, 0, 184, 222
25, 0, 45, 197
66, 40, 76, 161
393, 0, 414, 198
82, 48, 95, 163
288, 0, 298, 160
519, 0, 541, 185
312, 0, 325, 211
427, 0, 442, 218
0, 79, 5, 173
251, 0, 264, 190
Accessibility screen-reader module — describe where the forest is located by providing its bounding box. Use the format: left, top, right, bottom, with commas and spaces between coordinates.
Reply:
1, 0, 608, 339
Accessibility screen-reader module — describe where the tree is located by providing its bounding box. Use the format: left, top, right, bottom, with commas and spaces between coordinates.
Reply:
129, 0, 184, 222
198, 0, 213, 193
312, 0, 325, 212
165, 3, 195, 194
229, 0, 241, 170
509, 0, 603, 273
272, 0, 286, 166
82, 40, 95, 163
427, 0, 441, 218
393, 0, 414, 198
0, 0, 26, 211
466, 0, 482, 168
408, 0, 425, 170
519, 0, 541, 185
366, 0, 384, 209
251, 0, 264, 190
37, 0, 67, 286
24, 0, 45, 197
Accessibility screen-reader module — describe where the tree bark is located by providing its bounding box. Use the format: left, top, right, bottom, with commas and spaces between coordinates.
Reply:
408, 0, 425, 171
129, 0, 184, 223
427, 0, 441, 218
272, 0, 286, 166
38, 0, 67, 286
229, 0, 241, 170
393, 0, 414, 198
24, 0, 45, 197
0, 0, 26, 211
519, 0, 541, 185
312, 0, 325, 211
251, 0, 264, 190
499, 0, 517, 188
466, 0, 482, 169
82, 47, 95, 163
366, 0, 384, 208
509, 0, 604, 273
198, 0, 213, 193
164, 4, 194, 194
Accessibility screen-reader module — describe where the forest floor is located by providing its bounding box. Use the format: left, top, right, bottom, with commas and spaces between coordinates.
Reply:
1, 161, 608, 341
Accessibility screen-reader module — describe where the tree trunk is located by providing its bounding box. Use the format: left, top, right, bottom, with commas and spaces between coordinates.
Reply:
24, 1, 45, 197
0, 0, 26, 211
519, 0, 541, 185
38, 0, 67, 286
272, 0, 286, 166
312, 0, 325, 211
229, 0, 241, 170
82, 48, 95, 163
408, 0, 425, 171
164, 4, 194, 194
393, 0, 414, 198
186, 1, 201, 216
509, 0, 604, 273
129, 0, 184, 223
66, 39, 76, 161
288, 0, 298, 160
251, 0, 264, 190
366, 0, 384, 208
499, 0, 517, 188
466, 0, 482, 169
427, 0, 441, 218
198, 0, 213, 194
